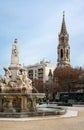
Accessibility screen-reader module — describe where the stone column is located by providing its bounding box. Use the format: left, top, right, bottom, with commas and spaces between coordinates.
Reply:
21, 96, 28, 112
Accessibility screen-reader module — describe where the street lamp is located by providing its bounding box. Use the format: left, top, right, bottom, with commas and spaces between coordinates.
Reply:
45, 81, 49, 104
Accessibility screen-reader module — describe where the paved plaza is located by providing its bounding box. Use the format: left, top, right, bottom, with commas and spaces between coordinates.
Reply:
0, 106, 84, 130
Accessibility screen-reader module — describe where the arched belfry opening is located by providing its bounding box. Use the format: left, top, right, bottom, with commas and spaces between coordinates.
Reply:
60, 49, 63, 59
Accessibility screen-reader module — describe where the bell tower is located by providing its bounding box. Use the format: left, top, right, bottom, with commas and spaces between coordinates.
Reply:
57, 12, 70, 67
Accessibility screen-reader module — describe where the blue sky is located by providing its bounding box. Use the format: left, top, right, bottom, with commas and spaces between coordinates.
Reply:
0, 0, 84, 75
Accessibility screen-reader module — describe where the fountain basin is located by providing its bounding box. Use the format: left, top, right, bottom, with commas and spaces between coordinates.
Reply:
0, 93, 66, 117
0, 93, 45, 117
37, 106, 66, 116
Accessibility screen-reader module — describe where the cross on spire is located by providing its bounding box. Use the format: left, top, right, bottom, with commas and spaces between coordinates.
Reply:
63, 11, 65, 17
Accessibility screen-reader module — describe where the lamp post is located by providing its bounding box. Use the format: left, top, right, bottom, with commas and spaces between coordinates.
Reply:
45, 81, 49, 104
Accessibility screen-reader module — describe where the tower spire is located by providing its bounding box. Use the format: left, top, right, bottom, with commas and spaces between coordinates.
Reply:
60, 11, 67, 34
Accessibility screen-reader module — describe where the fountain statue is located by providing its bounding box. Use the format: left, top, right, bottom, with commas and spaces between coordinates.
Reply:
0, 39, 66, 117
0, 39, 45, 117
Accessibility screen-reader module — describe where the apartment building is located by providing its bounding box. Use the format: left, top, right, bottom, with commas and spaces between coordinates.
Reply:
24, 60, 55, 83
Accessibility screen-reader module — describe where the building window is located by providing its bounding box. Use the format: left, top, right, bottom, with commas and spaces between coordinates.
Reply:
60, 49, 63, 58
28, 70, 33, 74
28, 70, 33, 79
38, 68, 43, 74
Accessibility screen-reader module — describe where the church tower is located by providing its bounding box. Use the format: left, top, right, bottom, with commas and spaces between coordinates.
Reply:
57, 12, 70, 67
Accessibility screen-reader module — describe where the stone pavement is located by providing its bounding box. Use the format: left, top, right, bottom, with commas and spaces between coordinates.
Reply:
0, 110, 78, 121
0, 106, 84, 130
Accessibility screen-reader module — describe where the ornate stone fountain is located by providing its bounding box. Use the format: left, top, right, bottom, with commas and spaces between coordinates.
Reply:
0, 39, 45, 117
0, 39, 66, 117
